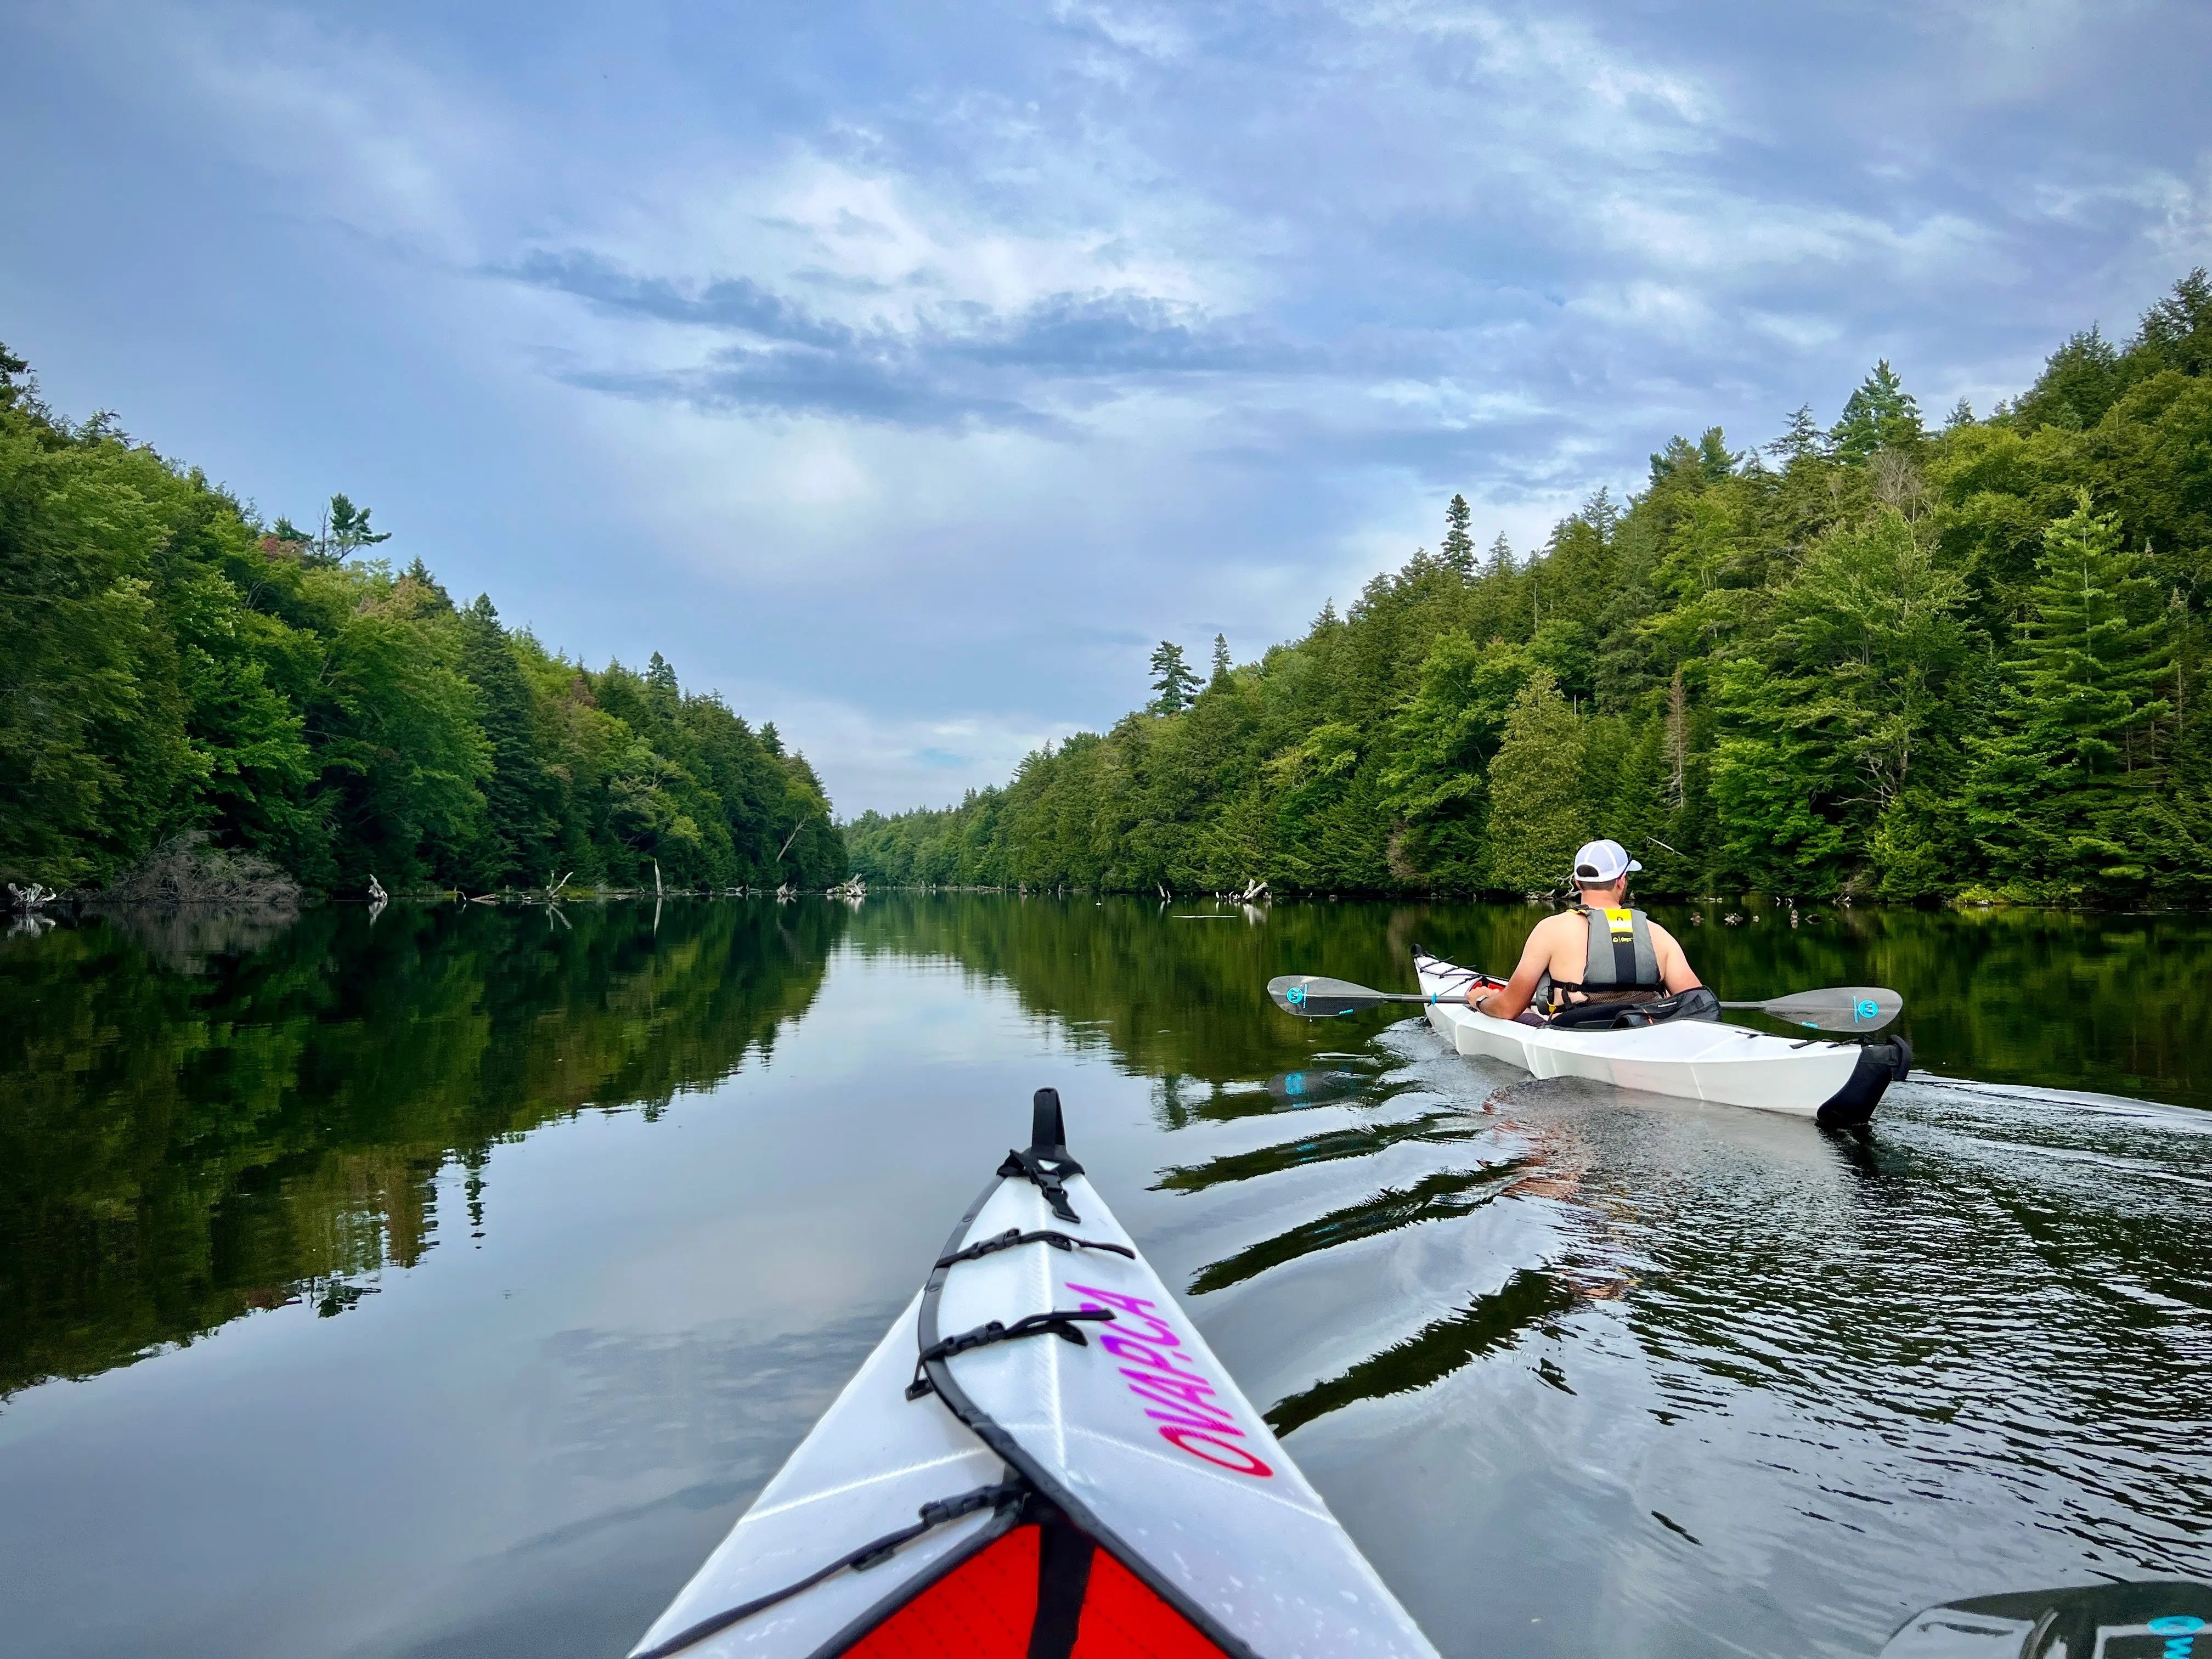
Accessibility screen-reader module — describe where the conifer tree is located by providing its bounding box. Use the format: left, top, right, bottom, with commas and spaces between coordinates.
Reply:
1970, 492, 2172, 888
312, 493, 391, 565
1486, 533, 1513, 578
1482, 669, 1587, 891
2022, 329, 2125, 430
459, 596, 555, 885
1210, 633, 1232, 685
1770, 405, 1824, 462
2131, 267, 2211, 377
1149, 641, 1199, 714
1830, 362, 1924, 461
1442, 494, 1475, 573
1579, 486, 1618, 542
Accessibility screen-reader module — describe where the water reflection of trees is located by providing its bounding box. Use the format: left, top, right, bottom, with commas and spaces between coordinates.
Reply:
0, 900, 842, 1396
844, 894, 1460, 1087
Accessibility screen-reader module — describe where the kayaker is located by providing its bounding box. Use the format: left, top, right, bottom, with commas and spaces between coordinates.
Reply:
1471, 839, 1701, 1023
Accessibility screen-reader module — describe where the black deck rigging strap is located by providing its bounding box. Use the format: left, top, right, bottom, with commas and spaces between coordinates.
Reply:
997, 1087, 1086, 1222
995, 1147, 1086, 1222
626, 1477, 1028, 1659
936, 1227, 1136, 1270
906, 1309, 1116, 1400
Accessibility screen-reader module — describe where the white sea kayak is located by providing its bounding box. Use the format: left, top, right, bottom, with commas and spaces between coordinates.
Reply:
1414, 948, 1909, 1128
630, 1089, 1440, 1659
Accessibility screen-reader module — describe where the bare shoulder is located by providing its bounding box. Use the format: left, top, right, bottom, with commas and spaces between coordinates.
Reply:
1516, 908, 1576, 963
1526, 907, 1584, 958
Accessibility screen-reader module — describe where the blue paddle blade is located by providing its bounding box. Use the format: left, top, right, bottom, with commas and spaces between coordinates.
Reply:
1881, 1578, 2211, 1656
1267, 974, 1399, 1017
1754, 986, 1903, 1032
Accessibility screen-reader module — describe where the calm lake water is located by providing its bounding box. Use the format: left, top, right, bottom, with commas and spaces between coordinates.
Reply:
3, 895, 2209, 1658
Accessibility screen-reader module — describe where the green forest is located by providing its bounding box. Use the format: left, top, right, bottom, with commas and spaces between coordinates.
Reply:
0, 348, 844, 897
848, 270, 2212, 904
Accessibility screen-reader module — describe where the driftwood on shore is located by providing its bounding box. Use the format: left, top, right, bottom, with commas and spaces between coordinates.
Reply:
97, 834, 305, 911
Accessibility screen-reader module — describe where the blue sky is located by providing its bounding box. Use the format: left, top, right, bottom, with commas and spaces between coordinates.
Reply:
6, 1, 2209, 813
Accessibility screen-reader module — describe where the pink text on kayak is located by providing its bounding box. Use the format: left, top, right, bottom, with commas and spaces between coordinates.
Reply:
1067, 1283, 1274, 1479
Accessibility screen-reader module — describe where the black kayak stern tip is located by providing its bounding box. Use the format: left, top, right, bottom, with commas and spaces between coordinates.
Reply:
1816, 1035, 1911, 1131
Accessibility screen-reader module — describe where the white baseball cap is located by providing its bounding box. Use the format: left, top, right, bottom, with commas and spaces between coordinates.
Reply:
1571, 839, 1641, 884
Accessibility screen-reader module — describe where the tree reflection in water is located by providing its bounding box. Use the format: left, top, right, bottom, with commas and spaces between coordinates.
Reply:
0, 900, 843, 1397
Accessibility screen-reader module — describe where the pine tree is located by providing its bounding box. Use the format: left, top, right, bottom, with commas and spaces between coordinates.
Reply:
1830, 362, 1924, 461
403, 556, 452, 608
2131, 267, 2211, 378
2018, 494, 2171, 773
313, 493, 392, 565
1486, 533, 1513, 578
1768, 405, 1824, 463
1970, 492, 2173, 889
2017, 327, 2127, 431
1695, 427, 1739, 481
1944, 396, 1975, 431
1482, 669, 1588, 891
1149, 641, 1199, 714
458, 596, 554, 885
1210, 633, 1232, 685
1579, 486, 1618, 542
1442, 494, 1475, 574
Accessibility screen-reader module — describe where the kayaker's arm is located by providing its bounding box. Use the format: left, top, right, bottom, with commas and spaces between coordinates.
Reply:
1649, 921, 1703, 994
1468, 923, 1558, 1022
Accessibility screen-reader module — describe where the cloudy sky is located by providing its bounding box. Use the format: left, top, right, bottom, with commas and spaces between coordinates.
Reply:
6, 1, 2209, 812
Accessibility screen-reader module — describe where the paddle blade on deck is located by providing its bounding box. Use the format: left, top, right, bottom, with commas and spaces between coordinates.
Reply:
1738, 986, 1903, 1032
1881, 1578, 2211, 1657
1267, 974, 1406, 1017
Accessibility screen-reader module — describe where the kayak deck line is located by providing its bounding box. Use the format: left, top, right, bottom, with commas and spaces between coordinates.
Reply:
905, 1307, 1115, 1400
934, 1226, 1136, 1269
630, 1088, 1441, 1659
1413, 947, 1909, 1127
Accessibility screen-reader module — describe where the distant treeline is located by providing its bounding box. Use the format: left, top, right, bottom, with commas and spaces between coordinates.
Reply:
0, 348, 843, 895
847, 270, 2212, 904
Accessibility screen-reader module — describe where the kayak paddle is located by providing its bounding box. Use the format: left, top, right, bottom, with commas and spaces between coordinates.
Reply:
1718, 986, 1901, 1031
1267, 974, 1490, 1017
1268, 974, 1902, 1032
